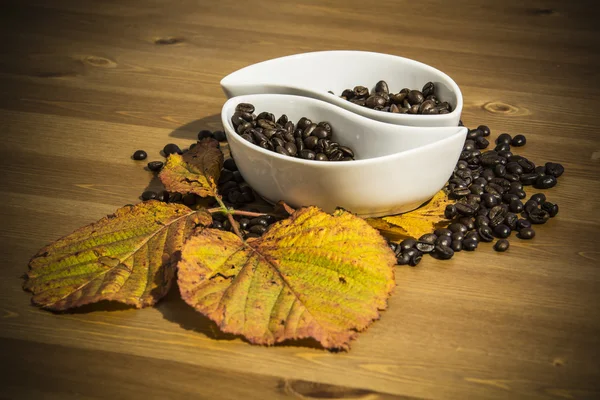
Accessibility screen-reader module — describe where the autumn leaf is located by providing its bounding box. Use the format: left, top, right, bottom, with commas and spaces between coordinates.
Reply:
159, 138, 224, 197
178, 207, 396, 350
24, 202, 211, 311
366, 190, 451, 240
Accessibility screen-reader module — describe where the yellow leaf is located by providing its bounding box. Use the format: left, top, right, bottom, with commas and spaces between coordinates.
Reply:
159, 138, 223, 197
178, 207, 396, 350
366, 191, 451, 240
24, 202, 211, 311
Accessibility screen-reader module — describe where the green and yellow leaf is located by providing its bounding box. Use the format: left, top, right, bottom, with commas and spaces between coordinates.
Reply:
24, 202, 211, 311
178, 206, 396, 350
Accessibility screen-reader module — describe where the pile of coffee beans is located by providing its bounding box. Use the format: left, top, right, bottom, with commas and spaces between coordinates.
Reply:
337, 81, 452, 115
391, 124, 564, 266
210, 210, 284, 239
231, 103, 355, 161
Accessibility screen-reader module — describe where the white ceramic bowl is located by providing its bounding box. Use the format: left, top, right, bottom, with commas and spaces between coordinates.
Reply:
221, 94, 467, 217
221, 51, 463, 128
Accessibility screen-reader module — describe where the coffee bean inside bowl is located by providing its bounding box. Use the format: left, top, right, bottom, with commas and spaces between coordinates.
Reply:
337, 81, 452, 115
231, 103, 355, 162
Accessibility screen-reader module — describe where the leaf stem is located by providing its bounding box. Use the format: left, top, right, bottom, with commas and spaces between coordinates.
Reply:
226, 213, 244, 239
230, 210, 267, 218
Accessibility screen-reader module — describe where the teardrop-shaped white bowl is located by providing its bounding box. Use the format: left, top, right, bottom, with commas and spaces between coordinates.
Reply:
221, 51, 463, 128
222, 94, 467, 217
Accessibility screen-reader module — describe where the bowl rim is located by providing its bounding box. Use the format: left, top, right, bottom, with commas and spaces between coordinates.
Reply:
221, 93, 468, 169
220, 50, 464, 122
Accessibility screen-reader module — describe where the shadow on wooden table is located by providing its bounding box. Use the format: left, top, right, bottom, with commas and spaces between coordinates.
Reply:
157, 282, 328, 351
167, 114, 223, 141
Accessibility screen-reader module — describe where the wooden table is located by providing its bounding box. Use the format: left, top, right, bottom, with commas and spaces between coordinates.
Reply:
1, 0, 599, 399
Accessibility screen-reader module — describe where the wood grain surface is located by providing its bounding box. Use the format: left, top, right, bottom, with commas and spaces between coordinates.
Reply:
1, 0, 600, 399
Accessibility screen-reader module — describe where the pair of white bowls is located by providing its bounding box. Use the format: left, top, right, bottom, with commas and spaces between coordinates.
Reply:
220, 51, 467, 217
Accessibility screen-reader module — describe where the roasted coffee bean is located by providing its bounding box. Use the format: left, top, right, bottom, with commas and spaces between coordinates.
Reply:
494, 239, 510, 252
198, 129, 213, 140
141, 190, 157, 201
528, 209, 550, 224
541, 201, 559, 217
504, 212, 518, 230
407, 90, 424, 105
445, 204, 458, 219
219, 169, 234, 184
415, 234, 436, 253
434, 244, 454, 260
510, 134, 526, 147
524, 199, 539, 214
163, 143, 182, 156
133, 150, 147, 160
275, 146, 290, 156
518, 158, 536, 173
147, 161, 164, 171
249, 217, 269, 227
535, 166, 547, 176
520, 173, 539, 185
502, 193, 519, 204
240, 133, 254, 143
458, 217, 476, 230
493, 224, 511, 238
545, 162, 564, 178
470, 185, 484, 195
224, 159, 237, 173
496, 133, 512, 145
474, 136, 490, 149
481, 192, 498, 208
452, 186, 471, 198
475, 215, 490, 228
451, 231, 465, 242
467, 129, 484, 141
421, 81, 434, 97
449, 222, 468, 234
518, 227, 536, 239
300, 149, 316, 160
212, 130, 225, 141
473, 177, 488, 187
284, 142, 298, 156
397, 252, 411, 265
506, 162, 523, 175
516, 219, 531, 230
509, 199, 524, 213
314, 153, 327, 161
353, 86, 369, 98
436, 235, 453, 248
477, 206, 489, 216
408, 251, 422, 267
478, 226, 494, 242
477, 125, 491, 137
489, 205, 507, 226
249, 225, 267, 235
451, 240, 463, 252
236, 103, 255, 114
455, 202, 477, 217
462, 237, 478, 251
530, 193, 546, 204
365, 95, 386, 108
493, 164, 506, 177
495, 143, 511, 153
434, 228, 452, 238
398, 238, 417, 251
534, 175, 557, 189
211, 220, 223, 230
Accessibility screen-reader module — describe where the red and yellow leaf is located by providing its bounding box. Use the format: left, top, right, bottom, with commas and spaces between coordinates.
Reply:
159, 138, 224, 197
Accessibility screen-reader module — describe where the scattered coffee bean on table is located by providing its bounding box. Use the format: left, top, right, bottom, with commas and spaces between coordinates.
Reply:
337, 81, 452, 115
132, 150, 147, 160
231, 103, 355, 162
393, 123, 564, 266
